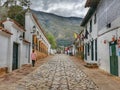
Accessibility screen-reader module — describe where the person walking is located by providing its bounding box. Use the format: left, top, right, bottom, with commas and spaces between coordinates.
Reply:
31, 50, 37, 67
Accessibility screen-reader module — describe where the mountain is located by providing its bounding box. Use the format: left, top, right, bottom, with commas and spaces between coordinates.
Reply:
32, 10, 83, 47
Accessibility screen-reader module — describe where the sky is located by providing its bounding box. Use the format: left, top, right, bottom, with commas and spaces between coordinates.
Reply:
30, 0, 88, 18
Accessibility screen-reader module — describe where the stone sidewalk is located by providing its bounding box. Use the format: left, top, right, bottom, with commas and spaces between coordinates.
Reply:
0, 54, 120, 90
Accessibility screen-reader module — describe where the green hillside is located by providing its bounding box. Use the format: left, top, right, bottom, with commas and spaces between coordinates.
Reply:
32, 10, 83, 47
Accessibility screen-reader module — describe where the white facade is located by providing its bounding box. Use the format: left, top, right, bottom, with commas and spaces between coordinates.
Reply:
82, 10, 98, 64
82, 0, 120, 76
96, 0, 120, 76
0, 10, 51, 72
98, 15, 120, 75
0, 32, 10, 68
25, 10, 51, 56
0, 19, 30, 72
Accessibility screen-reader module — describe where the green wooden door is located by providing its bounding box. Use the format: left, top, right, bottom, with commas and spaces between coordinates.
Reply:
91, 41, 94, 61
95, 39, 97, 61
109, 41, 118, 76
12, 43, 18, 70
85, 44, 87, 60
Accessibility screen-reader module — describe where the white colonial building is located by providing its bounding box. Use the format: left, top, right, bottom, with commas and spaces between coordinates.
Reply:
81, 0, 120, 76
81, 4, 98, 64
0, 9, 51, 73
0, 18, 30, 72
25, 10, 51, 57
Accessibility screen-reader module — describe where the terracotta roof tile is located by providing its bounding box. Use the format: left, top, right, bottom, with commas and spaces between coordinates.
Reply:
0, 26, 13, 35
0, 19, 26, 32
11, 20, 26, 32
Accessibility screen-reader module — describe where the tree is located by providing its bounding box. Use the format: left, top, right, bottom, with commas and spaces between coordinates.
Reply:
0, 6, 8, 20
7, 5, 26, 26
2, 0, 30, 7
46, 32, 57, 49
0, 0, 29, 22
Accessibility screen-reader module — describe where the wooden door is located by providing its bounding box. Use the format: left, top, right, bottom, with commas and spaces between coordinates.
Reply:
12, 43, 18, 70
109, 41, 118, 76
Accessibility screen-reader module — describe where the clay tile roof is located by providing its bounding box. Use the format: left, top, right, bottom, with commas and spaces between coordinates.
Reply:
1, 19, 26, 32
0, 26, 13, 35
81, 0, 101, 26
11, 20, 26, 32
81, 7, 96, 26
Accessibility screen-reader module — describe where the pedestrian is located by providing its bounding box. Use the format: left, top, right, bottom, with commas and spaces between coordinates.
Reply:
31, 50, 37, 67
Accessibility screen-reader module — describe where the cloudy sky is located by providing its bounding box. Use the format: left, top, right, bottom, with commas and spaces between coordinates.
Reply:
30, 0, 88, 18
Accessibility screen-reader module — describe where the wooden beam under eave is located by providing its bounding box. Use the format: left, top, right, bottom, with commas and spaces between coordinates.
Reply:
85, 0, 100, 7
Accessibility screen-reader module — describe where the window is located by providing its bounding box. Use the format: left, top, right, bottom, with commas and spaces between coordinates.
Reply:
88, 43, 90, 56
94, 13, 96, 24
90, 19, 92, 33
95, 39, 97, 61
91, 41, 94, 61
106, 23, 111, 28
23, 32, 25, 39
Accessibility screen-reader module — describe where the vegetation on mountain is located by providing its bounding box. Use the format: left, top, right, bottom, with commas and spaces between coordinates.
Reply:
32, 10, 83, 47
46, 32, 57, 49
0, 1, 83, 47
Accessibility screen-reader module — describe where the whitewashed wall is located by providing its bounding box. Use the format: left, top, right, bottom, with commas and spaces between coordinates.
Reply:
25, 11, 51, 55
21, 43, 30, 65
84, 12, 98, 63
98, 15, 120, 76
2, 20, 29, 72
0, 33, 10, 67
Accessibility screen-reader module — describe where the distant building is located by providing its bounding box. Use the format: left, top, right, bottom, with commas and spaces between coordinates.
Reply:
73, 30, 84, 59
81, 0, 120, 76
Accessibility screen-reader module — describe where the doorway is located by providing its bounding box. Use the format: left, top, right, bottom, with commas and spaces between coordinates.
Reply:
109, 41, 118, 76
12, 43, 19, 70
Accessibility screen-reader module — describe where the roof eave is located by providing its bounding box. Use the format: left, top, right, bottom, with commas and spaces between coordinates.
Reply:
81, 7, 96, 26
85, 0, 101, 7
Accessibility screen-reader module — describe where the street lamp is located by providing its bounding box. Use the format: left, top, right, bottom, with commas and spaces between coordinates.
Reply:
19, 34, 23, 40
31, 25, 36, 33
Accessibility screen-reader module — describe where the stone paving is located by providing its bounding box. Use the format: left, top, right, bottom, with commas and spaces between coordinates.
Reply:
14, 54, 99, 90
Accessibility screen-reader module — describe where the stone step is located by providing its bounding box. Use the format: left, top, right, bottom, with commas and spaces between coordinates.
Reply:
84, 63, 98, 68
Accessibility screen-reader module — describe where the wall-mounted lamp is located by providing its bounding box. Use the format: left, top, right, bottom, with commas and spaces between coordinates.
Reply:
112, 35, 116, 42
31, 25, 36, 33
103, 39, 109, 44
104, 40, 107, 44
19, 35, 23, 40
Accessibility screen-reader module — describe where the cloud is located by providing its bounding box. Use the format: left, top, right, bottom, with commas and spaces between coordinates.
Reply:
31, 0, 88, 17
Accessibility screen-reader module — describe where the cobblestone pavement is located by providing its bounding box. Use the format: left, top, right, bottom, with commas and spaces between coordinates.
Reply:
13, 54, 99, 90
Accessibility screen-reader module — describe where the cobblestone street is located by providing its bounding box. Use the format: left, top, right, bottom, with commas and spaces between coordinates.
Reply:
1, 54, 120, 90
14, 54, 98, 90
